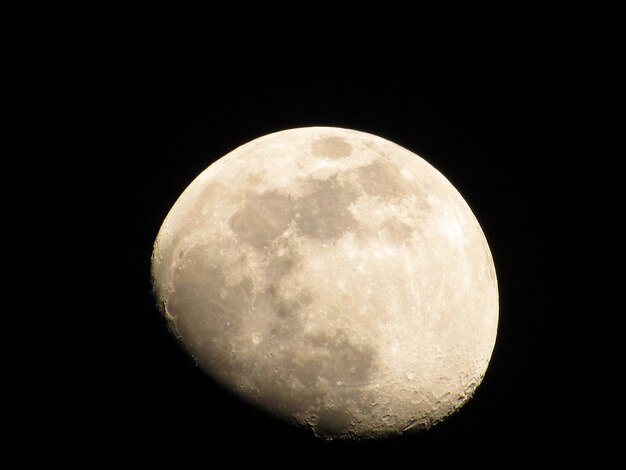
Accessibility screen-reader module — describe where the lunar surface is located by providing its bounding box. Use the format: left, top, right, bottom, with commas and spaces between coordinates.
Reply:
151, 127, 498, 439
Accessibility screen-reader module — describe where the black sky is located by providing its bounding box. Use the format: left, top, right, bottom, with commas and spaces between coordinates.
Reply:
49, 4, 611, 467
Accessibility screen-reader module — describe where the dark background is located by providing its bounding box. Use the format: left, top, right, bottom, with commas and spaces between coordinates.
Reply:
49, 3, 610, 467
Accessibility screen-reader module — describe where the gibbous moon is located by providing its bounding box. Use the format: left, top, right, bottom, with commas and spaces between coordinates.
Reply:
151, 127, 498, 439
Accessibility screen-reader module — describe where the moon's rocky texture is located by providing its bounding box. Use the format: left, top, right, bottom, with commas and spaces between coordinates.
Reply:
151, 127, 498, 440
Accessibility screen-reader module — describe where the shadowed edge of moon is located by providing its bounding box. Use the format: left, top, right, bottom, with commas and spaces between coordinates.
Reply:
164, 242, 382, 438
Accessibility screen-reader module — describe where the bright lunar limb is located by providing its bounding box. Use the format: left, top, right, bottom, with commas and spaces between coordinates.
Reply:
151, 127, 498, 439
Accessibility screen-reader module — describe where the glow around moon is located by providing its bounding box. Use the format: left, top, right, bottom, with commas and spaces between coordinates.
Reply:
151, 127, 498, 439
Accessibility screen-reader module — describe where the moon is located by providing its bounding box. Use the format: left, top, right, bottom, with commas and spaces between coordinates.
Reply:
151, 127, 498, 439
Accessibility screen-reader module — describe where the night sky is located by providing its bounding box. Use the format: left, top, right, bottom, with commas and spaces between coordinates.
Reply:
50, 4, 610, 467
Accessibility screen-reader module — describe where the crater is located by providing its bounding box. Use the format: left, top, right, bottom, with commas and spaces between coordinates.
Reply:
312, 408, 354, 439
312, 136, 353, 159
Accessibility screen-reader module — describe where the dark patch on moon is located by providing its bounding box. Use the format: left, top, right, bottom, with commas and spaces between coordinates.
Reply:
381, 217, 414, 242
227, 158, 430, 254
255, 287, 312, 338
294, 176, 360, 240
266, 243, 299, 281
306, 329, 377, 387
356, 160, 431, 207
229, 175, 361, 245
249, 327, 379, 438
277, 329, 376, 391
229, 191, 293, 248
312, 136, 353, 159
246, 172, 266, 186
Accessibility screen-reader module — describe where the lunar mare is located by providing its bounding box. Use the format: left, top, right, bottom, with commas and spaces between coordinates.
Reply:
151, 127, 498, 439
